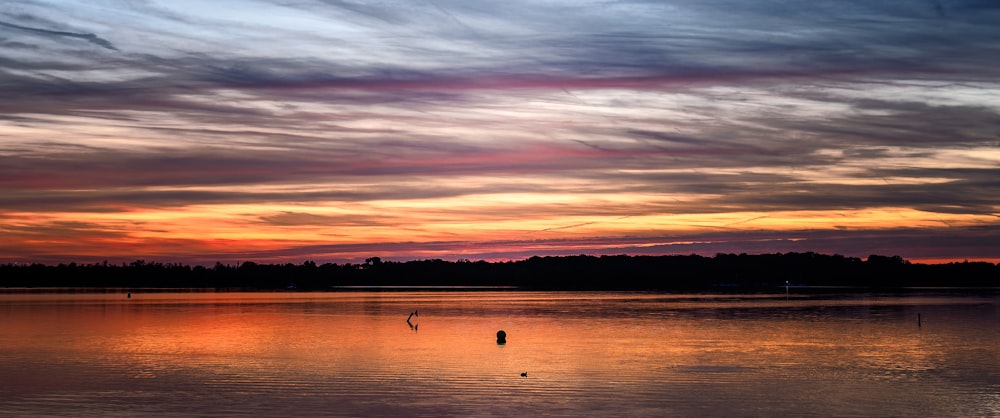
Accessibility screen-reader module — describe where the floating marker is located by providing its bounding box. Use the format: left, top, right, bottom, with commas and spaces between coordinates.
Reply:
496, 330, 507, 344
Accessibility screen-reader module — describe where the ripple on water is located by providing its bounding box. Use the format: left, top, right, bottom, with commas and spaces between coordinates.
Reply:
0, 291, 997, 417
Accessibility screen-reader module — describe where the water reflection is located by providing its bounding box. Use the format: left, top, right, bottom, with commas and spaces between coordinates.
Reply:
0, 291, 997, 417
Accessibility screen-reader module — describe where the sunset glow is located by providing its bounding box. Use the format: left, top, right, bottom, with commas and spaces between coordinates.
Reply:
2, 1, 999, 265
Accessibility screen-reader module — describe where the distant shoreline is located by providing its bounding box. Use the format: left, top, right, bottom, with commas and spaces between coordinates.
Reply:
2, 253, 997, 290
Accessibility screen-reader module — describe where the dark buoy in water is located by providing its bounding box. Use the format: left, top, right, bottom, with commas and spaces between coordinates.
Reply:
127, 292, 131, 299
521, 372, 528, 377
496, 330, 507, 345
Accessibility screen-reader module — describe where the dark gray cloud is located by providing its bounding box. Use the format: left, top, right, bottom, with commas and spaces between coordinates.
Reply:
708, 171, 1000, 215
0, 20, 117, 51
776, 100, 1000, 148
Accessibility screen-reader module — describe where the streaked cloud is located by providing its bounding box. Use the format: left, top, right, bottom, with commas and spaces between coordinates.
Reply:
2, 0, 999, 264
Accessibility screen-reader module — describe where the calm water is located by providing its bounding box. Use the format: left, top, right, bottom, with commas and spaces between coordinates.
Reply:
0, 290, 998, 417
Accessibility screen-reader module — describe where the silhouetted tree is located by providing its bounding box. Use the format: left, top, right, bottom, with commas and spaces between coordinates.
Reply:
0, 253, 996, 290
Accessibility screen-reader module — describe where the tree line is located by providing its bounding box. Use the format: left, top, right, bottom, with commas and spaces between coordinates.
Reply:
1, 253, 997, 290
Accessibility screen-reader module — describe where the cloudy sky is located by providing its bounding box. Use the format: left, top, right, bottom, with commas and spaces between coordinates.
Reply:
2, 0, 999, 265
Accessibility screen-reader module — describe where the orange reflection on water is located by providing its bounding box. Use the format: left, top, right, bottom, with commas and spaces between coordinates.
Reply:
1, 291, 997, 417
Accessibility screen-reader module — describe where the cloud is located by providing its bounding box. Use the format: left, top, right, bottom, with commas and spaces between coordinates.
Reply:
12, 224, 991, 266
2, 0, 999, 264
706, 169, 1000, 215
0, 20, 118, 51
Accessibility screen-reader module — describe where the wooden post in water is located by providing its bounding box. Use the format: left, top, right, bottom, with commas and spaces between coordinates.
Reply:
918, 313, 922, 328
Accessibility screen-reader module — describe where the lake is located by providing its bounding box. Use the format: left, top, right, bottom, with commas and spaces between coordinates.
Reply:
0, 290, 997, 417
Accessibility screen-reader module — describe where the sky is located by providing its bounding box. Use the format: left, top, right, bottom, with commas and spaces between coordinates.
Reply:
2, 0, 999, 265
